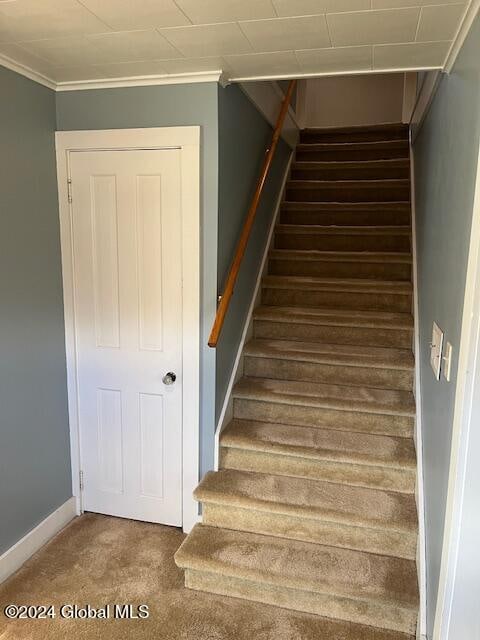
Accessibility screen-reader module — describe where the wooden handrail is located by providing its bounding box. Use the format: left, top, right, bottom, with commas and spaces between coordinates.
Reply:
208, 79, 297, 348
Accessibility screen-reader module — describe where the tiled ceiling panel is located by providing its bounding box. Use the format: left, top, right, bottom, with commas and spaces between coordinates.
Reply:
416, 3, 465, 41
239, 15, 331, 52
296, 45, 373, 74
272, 0, 371, 16
0, 0, 469, 85
175, 0, 277, 24
79, 0, 190, 30
225, 50, 301, 77
0, 0, 109, 41
326, 8, 421, 47
87, 29, 181, 62
159, 22, 253, 57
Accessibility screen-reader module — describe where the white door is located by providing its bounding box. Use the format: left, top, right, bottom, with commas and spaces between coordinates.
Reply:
70, 149, 183, 526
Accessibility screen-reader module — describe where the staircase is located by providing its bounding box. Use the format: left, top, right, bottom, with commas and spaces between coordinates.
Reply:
175, 123, 419, 638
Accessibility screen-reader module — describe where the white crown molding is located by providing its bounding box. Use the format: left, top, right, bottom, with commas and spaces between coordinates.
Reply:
56, 70, 227, 92
0, 53, 444, 93
443, 0, 480, 73
0, 55, 227, 91
0, 52, 56, 90
0, 47, 450, 94
231, 65, 443, 84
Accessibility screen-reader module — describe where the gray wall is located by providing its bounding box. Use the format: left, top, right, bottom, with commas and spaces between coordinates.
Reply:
56, 83, 219, 478
215, 84, 291, 421
0, 66, 71, 554
412, 14, 480, 637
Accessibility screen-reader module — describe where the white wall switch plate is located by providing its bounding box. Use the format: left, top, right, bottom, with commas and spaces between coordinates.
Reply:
443, 341, 453, 382
430, 321, 444, 380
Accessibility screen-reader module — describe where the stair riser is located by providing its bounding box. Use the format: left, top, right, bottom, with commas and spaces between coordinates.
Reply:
285, 185, 410, 203
280, 210, 411, 226
233, 398, 414, 438
269, 258, 412, 281
185, 570, 417, 635
220, 447, 416, 494
300, 129, 408, 144
254, 319, 413, 349
296, 148, 408, 162
202, 503, 416, 560
262, 288, 412, 313
244, 356, 414, 391
274, 233, 411, 253
291, 167, 410, 181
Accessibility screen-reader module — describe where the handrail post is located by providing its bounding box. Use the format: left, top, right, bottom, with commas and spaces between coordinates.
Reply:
208, 79, 296, 348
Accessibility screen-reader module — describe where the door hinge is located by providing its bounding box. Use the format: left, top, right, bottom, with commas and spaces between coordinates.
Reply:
67, 178, 73, 204
79, 470, 84, 491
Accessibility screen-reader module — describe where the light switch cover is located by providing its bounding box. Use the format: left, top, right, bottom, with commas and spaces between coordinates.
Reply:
430, 321, 444, 380
443, 341, 453, 382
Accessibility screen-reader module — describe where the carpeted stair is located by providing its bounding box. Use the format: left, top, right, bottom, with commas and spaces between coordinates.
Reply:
176, 123, 419, 638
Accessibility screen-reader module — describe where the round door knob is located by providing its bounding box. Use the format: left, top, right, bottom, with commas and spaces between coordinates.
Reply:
162, 372, 176, 385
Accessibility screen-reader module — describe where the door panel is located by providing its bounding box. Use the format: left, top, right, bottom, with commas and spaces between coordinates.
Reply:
70, 149, 183, 526
90, 174, 120, 349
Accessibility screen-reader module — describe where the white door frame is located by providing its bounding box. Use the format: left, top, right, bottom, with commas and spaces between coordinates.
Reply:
55, 127, 201, 533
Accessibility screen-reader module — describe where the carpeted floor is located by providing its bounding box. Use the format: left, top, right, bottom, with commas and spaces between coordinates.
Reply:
0, 513, 411, 640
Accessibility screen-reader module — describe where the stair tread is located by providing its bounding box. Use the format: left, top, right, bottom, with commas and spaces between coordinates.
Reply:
254, 305, 414, 329
221, 419, 416, 470
175, 524, 419, 608
270, 249, 412, 263
244, 338, 414, 370
284, 202, 410, 209
263, 275, 412, 294
298, 140, 408, 150
302, 123, 408, 136
282, 201, 411, 211
293, 159, 409, 169
287, 179, 410, 187
275, 224, 411, 235
196, 469, 417, 532
233, 377, 415, 416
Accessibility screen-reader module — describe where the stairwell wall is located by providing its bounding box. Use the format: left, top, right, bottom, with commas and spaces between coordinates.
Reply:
412, 12, 480, 637
215, 83, 292, 427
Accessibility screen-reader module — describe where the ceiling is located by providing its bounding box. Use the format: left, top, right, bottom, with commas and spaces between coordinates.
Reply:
0, 0, 470, 87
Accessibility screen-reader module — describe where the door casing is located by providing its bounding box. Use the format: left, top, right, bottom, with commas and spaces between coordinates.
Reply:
55, 127, 201, 533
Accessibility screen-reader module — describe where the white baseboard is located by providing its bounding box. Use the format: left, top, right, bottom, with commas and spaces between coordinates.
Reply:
0, 497, 77, 584
214, 151, 294, 469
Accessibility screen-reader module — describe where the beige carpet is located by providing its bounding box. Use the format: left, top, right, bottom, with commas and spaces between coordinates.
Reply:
175, 123, 418, 636
0, 513, 411, 640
